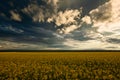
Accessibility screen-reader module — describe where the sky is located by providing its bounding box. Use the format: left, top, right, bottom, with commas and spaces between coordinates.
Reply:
0, 0, 120, 50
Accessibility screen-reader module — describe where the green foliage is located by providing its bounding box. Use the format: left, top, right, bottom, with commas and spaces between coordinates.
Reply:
0, 52, 120, 80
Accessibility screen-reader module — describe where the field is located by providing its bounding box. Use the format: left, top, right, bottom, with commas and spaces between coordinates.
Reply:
0, 52, 120, 80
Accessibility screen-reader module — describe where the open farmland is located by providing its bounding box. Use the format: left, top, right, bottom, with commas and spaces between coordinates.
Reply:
0, 52, 120, 80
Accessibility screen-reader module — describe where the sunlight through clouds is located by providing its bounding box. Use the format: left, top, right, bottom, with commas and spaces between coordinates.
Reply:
0, 0, 120, 50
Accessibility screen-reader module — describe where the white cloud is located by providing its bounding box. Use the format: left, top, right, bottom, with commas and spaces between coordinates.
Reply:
21, 0, 120, 35
0, 40, 53, 50
63, 39, 120, 50
47, 9, 82, 34
57, 25, 80, 34
48, 9, 81, 26
78, 0, 120, 42
22, 0, 60, 22
22, 4, 45, 22
88, 0, 120, 33
10, 11, 22, 21
81, 16, 92, 24
89, 1, 112, 23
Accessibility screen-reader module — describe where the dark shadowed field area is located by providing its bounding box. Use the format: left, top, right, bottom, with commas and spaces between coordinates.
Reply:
0, 52, 120, 80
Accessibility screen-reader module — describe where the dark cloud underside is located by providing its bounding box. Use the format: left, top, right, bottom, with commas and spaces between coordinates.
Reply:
1, 0, 120, 50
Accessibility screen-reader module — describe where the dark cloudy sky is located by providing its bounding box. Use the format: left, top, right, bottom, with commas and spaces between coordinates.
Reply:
0, 0, 120, 50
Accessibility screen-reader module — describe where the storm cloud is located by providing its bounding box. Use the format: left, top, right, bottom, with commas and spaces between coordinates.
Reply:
0, 0, 109, 23
1, 0, 120, 50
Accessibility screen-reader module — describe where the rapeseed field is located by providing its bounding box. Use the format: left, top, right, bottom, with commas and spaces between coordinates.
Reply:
0, 52, 120, 80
